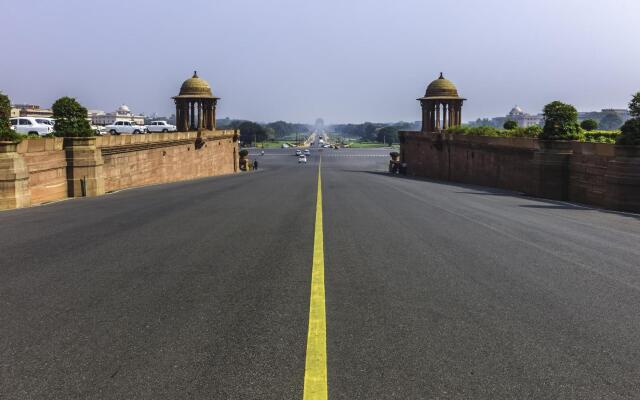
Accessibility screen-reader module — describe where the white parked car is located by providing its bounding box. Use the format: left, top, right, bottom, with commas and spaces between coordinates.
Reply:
9, 117, 55, 136
146, 121, 177, 133
91, 125, 108, 135
105, 121, 147, 135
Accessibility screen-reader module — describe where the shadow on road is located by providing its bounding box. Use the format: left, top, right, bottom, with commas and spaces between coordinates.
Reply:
342, 169, 640, 221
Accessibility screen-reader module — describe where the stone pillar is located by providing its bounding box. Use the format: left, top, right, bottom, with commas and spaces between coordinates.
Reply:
605, 145, 640, 212
183, 103, 190, 131
449, 102, 456, 127
421, 101, 428, 132
212, 99, 218, 130
190, 102, 195, 130
435, 104, 440, 130
442, 102, 448, 130
431, 102, 436, 132
197, 101, 203, 130
0, 141, 31, 210
64, 137, 105, 198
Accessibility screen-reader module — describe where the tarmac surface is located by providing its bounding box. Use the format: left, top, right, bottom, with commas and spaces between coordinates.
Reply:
1, 146, 640, 399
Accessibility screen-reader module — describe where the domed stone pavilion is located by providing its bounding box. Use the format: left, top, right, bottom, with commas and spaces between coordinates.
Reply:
173, 71, 219, 132
419, 73, 465, 132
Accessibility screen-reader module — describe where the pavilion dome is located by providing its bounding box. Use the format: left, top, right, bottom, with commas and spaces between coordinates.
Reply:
178, 71, 213, 97
117, 104, 130, 113
424, 73, 460, 98
509, 105, 524, 115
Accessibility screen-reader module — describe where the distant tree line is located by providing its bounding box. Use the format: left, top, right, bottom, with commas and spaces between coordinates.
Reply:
216, 118, 310, 144
330, 121, 420, 143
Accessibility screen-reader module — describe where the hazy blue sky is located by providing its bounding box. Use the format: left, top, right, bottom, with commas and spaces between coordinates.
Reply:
3, 0, 640, 123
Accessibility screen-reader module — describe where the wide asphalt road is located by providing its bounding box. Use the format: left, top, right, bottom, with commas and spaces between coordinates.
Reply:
1, 147, 639, 399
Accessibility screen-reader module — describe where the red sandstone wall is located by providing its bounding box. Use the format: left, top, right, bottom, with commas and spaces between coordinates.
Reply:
16, 138, 67, 204
402, 132, 539, 194
100, 131, 238, 193
568, 142, 614, 207
9, 131, 238, 207
400, 131, 623, 210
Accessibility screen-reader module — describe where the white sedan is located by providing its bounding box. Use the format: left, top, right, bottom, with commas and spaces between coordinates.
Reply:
298, 155, 307, 163
9, 117, 54, 136
105, 121, 147, 135
147, 121, 177, 133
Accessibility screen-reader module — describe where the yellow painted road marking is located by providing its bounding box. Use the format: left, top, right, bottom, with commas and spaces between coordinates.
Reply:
303, 158, 328, 400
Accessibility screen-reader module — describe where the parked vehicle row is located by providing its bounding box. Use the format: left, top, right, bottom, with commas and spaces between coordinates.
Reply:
8, 118, 177, 136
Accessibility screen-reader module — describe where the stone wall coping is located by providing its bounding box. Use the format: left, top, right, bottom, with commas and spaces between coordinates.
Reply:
96, 129, 236, 148
401, 130, 624, 154
571, 141, 616, 157
16, 138, 64, 153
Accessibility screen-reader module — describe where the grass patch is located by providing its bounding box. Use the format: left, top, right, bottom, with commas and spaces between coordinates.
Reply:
346, 141, 398, 148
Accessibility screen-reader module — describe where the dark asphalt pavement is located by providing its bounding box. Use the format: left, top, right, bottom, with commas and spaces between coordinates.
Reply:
1, 147, 639, 399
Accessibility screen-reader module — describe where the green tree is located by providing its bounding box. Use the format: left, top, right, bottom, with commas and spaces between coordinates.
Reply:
361, 122, 377, 141
52, 96, 93, 137
617, 118, 640, 146
629, 92, 640, 118
503, 120, 518, 130
580, 119, 598, 131
599, 113, 624, 131
0, 92, 21, 142
541, 101, 581, 140
238, 121, 268, 144
376, 126, 399, 144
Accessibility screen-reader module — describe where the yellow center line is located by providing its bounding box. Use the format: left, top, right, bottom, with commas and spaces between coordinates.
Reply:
303, 157, 328, 400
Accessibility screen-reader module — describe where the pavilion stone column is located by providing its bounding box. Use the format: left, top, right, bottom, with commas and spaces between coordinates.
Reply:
64, 137, 104, 198
0, 141, 31, 210
190, 102, 195, 130
442, 102, 448, 130
449, 102, 456, 127
421, 102, 429, 132
435, 104, 441, 130
431, 102, 437, 132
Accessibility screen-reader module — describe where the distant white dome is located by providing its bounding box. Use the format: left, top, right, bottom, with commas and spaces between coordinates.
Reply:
117, 104, 130, 113
509, 105, 524, 115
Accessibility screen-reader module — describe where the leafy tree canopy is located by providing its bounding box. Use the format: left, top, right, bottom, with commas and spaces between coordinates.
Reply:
238, 121, 269, 144
629, 92, 640, 118
52, 96, 93, 137
541, 101, 581, 140
617, 118, 640, 146
503, 120, 518, 130
0, 92, 20, 142
580, 119, 598, 131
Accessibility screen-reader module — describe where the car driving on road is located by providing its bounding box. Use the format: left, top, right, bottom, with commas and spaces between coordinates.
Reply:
304, 149, 310, 155
105, 121, 147, 135
298, 155, 307, 163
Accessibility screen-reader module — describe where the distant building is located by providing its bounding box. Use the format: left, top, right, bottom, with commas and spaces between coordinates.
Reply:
90, 104, 145, 126
10, 107, 20, 118
13, 104, 53, 118
505, 105, 544, 127
470, 105, 543, 128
